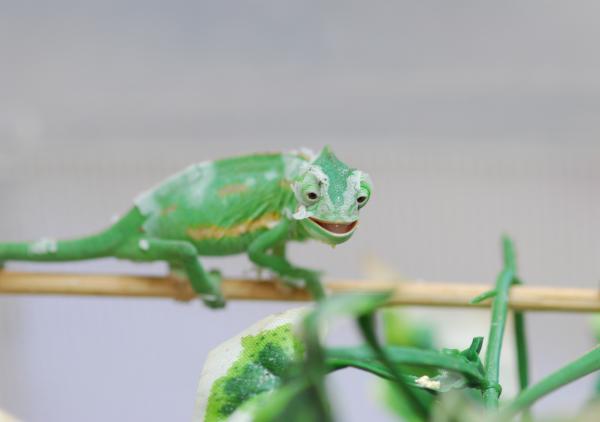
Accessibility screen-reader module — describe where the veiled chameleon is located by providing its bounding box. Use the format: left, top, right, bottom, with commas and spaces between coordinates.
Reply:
0, 147, 372, 308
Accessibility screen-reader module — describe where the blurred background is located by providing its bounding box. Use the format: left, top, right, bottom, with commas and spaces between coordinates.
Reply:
1, 1, 600, 421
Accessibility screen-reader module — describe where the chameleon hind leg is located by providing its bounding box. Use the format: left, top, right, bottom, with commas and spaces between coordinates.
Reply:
114, 238, 225, 309
169, 263, 223, 301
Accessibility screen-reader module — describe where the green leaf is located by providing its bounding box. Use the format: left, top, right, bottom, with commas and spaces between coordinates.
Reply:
501, 346, 600, 419
229, 293, 388, 422
375, 381, 435, 422
252, 380, 328, 422
194, 307, 308, 422
382, 309, 435, 350
313, 291, 392, 320
326, 344, 485, 388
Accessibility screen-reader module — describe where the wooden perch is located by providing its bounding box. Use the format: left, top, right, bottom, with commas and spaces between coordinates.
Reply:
0, 271, 599, 312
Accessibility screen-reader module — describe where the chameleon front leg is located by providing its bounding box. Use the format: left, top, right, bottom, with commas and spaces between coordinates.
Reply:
114, 238, 225, 309
248, 220, 326, 301
267, 241, 294, 284
272, 242, 286, 258
249, 241, 287, 282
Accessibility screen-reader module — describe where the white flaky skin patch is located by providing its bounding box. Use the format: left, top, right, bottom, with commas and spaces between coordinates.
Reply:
291, 164, 335, 219
308, 165, 329, 190
342, 170, 363, 210
29, 238, 58, 255
291, 165, 329, 197
138, 239, 150, 251
415, 375, 441, 390
283, 152, 311, 181
193, 307, 310, 422
291, 204, 312, 220
134, 161, 215, 216
264, 170, 279, 181
289, 147, 317, 162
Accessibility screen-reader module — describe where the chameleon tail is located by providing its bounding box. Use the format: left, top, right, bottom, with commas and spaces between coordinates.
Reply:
0, 208, 143, 264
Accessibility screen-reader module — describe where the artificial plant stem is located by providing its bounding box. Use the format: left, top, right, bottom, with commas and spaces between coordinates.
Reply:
513, 283, 530, 391
514, 311, 532, 421
500, 347, 600, 419
512, 273, 531, 420
483, 237, 516, 409
590, 315, 600, 401
303, 313, 334, 422
325, 345, 485, 386
357, 313, 429, 420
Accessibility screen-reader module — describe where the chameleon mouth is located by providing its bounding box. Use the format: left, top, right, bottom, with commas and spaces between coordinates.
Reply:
308, 217, 358, 235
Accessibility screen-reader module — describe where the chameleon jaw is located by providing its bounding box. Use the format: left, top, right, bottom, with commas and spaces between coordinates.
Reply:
308, 216, 358, 236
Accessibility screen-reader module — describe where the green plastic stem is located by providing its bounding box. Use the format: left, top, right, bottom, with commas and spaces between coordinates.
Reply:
357, 314, 429, 420
303, 313, 334, 422
483, 237, 516, 409
500, 347, 600, 419
513, 300, 529, 390
325, 345, 485, 386
514, 309, 532, 421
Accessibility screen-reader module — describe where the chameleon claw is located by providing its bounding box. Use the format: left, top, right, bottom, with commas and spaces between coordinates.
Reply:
209, 269, 222, 278
169, 266, 225, 308
242, 265, 266, 280
202, 270, 225, 309
279, 268, 326, 301
279, 276, 305, 289
202, 293, 226, 309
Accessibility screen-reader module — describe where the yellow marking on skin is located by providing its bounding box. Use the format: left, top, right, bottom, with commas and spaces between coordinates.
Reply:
186, 212, 281, 240
218, 184, 249, 197
161, 204, 178, 216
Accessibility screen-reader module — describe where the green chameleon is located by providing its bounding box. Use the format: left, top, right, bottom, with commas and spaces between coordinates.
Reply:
0, 147, 372, 308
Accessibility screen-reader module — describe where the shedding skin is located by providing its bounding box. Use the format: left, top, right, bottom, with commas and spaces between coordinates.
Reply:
0, 147, 372, 308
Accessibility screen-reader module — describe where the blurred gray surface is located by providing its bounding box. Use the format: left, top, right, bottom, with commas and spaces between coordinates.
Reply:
1, 2, 600, 421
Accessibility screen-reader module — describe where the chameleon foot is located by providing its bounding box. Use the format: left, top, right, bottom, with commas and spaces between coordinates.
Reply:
279, 275, 304, 289
202, 270, 225, 309
168, 265, 225, 308
281, 269, 326, 301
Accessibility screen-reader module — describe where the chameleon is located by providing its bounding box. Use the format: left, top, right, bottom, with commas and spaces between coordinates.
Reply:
0, 147, 372, 308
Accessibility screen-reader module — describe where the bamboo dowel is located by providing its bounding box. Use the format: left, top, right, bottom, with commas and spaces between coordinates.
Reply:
0, 271, 599, 312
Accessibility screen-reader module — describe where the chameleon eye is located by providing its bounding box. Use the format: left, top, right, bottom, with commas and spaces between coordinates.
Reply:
306, 191, 319, 202
356, 192, 369, 208
295, 169, 324, 206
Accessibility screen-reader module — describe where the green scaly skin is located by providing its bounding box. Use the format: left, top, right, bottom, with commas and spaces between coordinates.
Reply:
0, 147, 372, 308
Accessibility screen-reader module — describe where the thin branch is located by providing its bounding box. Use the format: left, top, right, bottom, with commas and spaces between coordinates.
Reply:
514, 311, 532, 422
483, 237, 516, 408
1, 270, 600, 312
499, 346, 600, 419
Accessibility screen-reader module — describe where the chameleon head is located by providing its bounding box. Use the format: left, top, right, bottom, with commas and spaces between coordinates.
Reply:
291, 146, 372, 245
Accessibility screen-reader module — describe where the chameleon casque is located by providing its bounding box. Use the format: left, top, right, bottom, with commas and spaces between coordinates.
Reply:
0, 147, 372, 308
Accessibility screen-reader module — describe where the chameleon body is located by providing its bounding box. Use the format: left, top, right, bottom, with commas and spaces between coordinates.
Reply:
0, 147, 372, 308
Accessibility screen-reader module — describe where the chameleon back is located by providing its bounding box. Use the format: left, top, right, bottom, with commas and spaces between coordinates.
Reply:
134, 153, 306, 255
